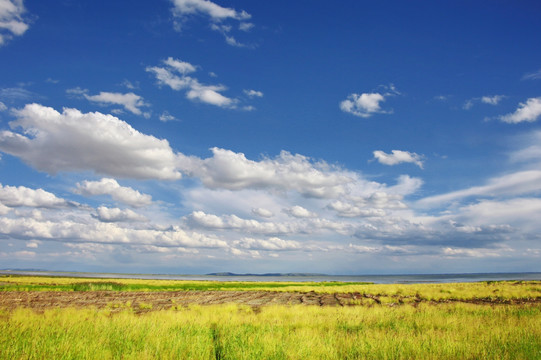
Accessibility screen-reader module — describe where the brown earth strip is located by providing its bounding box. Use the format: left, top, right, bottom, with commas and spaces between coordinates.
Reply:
0, 291, 539, 313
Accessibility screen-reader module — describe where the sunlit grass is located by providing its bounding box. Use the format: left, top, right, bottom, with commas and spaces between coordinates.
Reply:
0, 303, 539, 359
1, 275, 540, 302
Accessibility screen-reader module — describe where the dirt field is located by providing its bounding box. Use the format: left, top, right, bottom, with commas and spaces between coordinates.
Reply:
0, 291, 400, 311
2, 290, 539, 313
0, 291, 357, 312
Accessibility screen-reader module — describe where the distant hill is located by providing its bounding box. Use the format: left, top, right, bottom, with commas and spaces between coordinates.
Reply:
1, 268, 49, 272
206, 272, 327, 277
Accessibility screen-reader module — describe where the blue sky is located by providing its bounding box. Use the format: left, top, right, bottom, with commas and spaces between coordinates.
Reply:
0, 0, 540, 274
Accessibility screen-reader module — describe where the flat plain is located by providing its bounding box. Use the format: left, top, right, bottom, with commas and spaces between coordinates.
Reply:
1, 275, 540, 359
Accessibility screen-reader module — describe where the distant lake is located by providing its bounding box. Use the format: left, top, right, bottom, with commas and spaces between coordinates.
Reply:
1, 270, 540, 284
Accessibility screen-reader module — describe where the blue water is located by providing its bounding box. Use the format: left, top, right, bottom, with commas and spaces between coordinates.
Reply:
1, 270, 539, 284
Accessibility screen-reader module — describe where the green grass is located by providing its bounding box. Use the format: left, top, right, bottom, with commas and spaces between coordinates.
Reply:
0, 303, 539, 359
0, 275, 370, 292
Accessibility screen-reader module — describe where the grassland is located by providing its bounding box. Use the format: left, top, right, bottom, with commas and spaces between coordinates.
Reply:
2, 275, 540, 302
1, 275, 540, 359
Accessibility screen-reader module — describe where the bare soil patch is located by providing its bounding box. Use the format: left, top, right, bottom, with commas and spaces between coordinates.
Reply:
0, 291, 349, 312
1, 291, 538, 312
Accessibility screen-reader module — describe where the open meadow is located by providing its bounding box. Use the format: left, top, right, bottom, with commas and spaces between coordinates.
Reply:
1, 275, 540, 359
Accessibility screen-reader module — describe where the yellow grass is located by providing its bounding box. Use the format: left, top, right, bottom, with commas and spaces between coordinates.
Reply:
0, 303, 539, 359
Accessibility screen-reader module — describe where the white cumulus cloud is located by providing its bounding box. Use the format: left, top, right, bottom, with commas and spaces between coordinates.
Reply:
159, 111, 177, 122
83, 91, 150, 117
499, 97, 541, 123
74, 178, 152, 208
172, 0, 254, 47
0, 0, 30, 46
283, 205, 316, 218
252, 207, 274, 218
184, 210, 301, 235
0, 183, 69, 208
177, 147, 353, 198
340, 92, 387, 118
147, 58, 237, 108
0, 216, 228, 249
171, 0, 252, 47
243, 89, 263, 98
340, 85, 399, 118
373, 150, 424, 168
481, 95, 505, 105
94, 206, 148, 223
233, 237, 300, 251
0, 104, 182, 180
171, 0, 250, 21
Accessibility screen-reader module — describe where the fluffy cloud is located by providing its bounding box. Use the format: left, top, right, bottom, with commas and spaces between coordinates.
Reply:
0, 0, 29, 46
163, 57, 196, 74
252, 207, 274, 218
340, 92, 387, 118
283, 205, 316, 218
0, 202, 10, 215
0, 215, 228, 249
26, 240, 41, 248
83, 91, 150, 117
184, 210, 301, 235
0, 101, 6, 111
171, 0, 252, 47
373, 150, 424, 168
499, 97, 541, 123
147, 58, 237, 108
243, 89, 263, 98
74, 178, 152, 208
159, 111, 177, 122
327, 201, 387, 218
340, 86, 399, 118
171, 0, 250, 21
325, 176, 420, 218
481, 95, 505, 105
0, 184, 70, 208
177, 147, 353, 198
94, 206, 147, 223
0, 104, 182, 180
233, 237, 300, 251
464, 95, 505, 109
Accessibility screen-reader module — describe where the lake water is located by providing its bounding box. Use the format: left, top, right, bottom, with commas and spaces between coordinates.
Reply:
1, 270, 539, 284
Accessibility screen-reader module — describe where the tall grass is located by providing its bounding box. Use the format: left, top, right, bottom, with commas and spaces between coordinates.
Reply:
1, 303, 539, 359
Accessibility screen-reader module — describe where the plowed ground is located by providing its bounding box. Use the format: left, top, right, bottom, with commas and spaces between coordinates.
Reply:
1, 291, 539, 312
